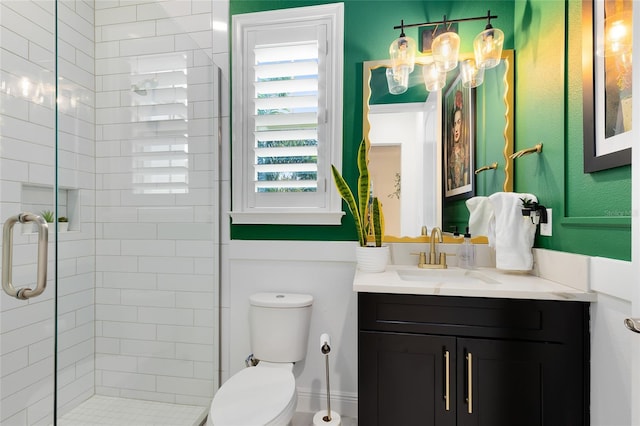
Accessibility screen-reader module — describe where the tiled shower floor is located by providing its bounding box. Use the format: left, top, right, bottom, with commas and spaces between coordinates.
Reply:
57, 395, 359, 426
57, 395, 208, 426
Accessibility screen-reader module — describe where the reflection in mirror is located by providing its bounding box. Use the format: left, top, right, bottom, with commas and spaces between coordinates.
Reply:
368, 94, 440, 238
363, 51, 514, 240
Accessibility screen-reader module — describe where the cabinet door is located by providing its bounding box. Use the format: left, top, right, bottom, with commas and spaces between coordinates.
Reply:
359, 331, 456, 426
457, 338, 586, 426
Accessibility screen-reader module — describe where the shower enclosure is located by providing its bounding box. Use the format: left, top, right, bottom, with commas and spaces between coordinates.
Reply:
1, 1, 222, 424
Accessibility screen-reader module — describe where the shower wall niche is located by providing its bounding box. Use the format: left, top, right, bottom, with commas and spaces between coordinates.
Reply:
21, 184, 80, 232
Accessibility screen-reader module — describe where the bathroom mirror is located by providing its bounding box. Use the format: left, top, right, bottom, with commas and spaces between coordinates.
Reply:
363, 50, 515, 240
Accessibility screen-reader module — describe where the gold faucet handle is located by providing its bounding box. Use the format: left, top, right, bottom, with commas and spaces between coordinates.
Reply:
410, 251, 427, 266
439, 252, 448, 268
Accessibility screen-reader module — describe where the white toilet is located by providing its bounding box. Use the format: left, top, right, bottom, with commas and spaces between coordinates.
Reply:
207, 292, 314, 426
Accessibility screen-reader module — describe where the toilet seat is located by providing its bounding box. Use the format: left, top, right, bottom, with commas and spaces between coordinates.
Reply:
208, 364, 296, 426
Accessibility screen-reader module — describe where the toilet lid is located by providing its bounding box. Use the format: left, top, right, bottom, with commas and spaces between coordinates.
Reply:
210, 366, 295, 426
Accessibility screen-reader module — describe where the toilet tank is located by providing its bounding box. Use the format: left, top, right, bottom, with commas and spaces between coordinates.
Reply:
249, 292, 313, 363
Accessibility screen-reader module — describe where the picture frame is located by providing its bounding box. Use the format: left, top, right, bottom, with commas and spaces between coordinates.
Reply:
443, 72, 475, 199
582, 0, 632, 173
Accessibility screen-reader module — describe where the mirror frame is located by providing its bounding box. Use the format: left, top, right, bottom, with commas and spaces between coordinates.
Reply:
363, 58, 442, 242
363, 50, 515, 242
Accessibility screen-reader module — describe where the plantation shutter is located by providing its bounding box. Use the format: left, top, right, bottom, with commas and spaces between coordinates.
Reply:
253, 39, 319, 194
247, 25, 327, 210
231, 4, 344, 224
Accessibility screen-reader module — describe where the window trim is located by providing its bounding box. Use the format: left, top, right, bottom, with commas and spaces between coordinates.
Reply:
230, 3, 344, 225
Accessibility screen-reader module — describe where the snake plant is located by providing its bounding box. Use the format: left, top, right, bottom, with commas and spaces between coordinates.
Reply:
331, 139, 385, 247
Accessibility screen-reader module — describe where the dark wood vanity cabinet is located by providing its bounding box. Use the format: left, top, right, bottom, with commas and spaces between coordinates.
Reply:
358, 293, 590, 426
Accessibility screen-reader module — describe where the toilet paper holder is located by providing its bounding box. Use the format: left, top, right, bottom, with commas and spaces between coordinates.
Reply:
320, 334, 332, 421
314, 334, 341, 425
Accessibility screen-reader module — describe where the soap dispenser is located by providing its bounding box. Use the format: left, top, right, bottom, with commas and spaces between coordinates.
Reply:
458, 227, 476, 269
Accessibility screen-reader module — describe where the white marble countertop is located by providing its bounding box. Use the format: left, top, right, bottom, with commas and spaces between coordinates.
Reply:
353, 265, 597, 302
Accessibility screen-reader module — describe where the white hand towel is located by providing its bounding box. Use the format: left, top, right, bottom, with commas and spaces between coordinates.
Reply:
488, 192, 538, 271
466, 196, 494, 237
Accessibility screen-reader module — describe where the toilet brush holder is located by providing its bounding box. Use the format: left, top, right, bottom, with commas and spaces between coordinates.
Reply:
313, 333, 341, 426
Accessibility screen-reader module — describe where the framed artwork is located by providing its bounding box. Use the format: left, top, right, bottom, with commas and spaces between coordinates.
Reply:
443, 73, 475, 199
583, 0, 632, 173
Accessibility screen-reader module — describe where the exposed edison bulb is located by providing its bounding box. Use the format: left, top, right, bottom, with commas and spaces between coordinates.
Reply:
432, 32, 460, 73
460, 59, 485, 88
422, 61, 446, 92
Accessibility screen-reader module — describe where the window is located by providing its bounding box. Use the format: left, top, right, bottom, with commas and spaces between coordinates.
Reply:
231, 3, 344, 225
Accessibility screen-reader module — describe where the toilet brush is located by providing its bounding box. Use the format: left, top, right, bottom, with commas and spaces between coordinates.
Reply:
313, 334, 341, 426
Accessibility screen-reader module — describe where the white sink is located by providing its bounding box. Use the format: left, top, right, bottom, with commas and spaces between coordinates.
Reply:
396, 268, 501, 285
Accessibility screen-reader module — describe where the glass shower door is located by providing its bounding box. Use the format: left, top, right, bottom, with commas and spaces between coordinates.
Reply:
0, 1, 58, 424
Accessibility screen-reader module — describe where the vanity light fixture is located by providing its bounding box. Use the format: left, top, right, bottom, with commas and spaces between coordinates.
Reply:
473, 11, 504, 70
460, 58, 484, 88
388, 10, 501, 93
431, 17, 460, 73
386, 66, 410, 95
387, 20, 416, 94
423, 61, 446, 92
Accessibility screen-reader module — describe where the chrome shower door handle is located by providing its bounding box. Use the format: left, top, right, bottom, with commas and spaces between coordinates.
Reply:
2, 213, 49, 300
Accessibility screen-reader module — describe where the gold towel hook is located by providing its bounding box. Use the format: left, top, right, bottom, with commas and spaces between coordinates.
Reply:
509, 143, 542, 159
474, 162, 498, 175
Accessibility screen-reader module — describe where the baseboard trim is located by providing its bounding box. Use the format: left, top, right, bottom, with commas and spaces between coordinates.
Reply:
295, 388, 358, 419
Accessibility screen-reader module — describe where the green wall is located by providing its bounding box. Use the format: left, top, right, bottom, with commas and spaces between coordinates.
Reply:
562, 0, 631, 260
512, 0, 629, 260
229, 0, 631, 261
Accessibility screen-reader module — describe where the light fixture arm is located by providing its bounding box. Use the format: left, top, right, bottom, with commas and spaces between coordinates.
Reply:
399, 19, 406, 37
393, 11, 498, 32
484, 10, 495, 29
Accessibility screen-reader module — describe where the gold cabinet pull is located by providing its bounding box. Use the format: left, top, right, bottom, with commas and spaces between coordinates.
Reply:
444, 350, 450, 411
466, 352, 473, 414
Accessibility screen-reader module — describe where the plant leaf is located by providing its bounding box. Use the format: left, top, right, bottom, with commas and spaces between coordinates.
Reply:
331, 165, 366, 246
356, 139, 370, 240
372, 197, 383, 247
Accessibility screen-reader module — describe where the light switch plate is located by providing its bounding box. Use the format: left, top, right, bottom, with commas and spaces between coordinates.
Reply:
540, 208, 552, 236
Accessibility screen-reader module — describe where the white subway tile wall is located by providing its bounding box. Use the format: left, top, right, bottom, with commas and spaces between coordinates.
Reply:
94, 0, 218, 411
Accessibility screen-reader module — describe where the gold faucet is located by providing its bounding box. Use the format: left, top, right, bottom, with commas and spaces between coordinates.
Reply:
418, 226, 447, 269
